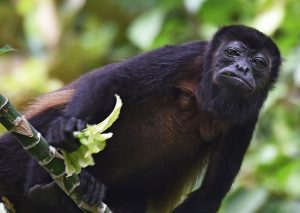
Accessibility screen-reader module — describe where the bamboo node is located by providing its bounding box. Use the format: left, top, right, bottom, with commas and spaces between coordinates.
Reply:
13, 116, 34, 137
0, 97, 8, 111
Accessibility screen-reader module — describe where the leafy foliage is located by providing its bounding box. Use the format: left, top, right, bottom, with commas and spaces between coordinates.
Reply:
0, 45, 15, 55
63, 95, 122, 176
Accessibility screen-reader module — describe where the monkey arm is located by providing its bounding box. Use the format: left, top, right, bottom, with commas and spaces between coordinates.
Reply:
47, 42, 204, 150
172, 117, 258, 213
66, 41, 205, 120
65, 42, 203, 121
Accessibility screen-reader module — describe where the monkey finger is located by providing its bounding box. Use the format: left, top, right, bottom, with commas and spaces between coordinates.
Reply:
28, 182, 65, 205
85, 175, 100, 205
82, 182, 105, 206
92, 182, 106, 206
46, 123, 65, 145
76, 119, 87, 131
79, 170, 105, 206
64, 117, 77, 132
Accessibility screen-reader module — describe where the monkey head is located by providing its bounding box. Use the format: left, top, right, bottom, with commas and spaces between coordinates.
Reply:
214, 40, 268, 97
199, 25, 281, 123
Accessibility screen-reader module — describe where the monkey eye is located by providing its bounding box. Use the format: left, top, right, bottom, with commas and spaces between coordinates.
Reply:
250, 57, 267, 68
225, 48, 240, 57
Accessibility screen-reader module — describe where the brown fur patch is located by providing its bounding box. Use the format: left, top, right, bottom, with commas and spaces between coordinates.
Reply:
147, 154, 210, 213
25, 89, 75, 118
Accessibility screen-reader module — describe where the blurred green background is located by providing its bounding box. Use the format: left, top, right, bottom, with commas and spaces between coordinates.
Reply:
0, 0, 300, 212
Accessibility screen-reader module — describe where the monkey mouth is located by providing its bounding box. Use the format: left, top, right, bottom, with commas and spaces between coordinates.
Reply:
219, 71, 255, 92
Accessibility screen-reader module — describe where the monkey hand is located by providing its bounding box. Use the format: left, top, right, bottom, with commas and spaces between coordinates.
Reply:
46, 117, 87, 152
28, 181, 66, 205
27, 170, 106, 208
77, 169, 106, 206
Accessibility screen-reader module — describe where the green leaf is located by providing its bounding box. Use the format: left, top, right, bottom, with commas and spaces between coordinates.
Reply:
63, 95, 123, 176
261, 200, 300, 213
0, 45, 15, 56
275, 160, 300, 197
183, 0, 205, 14
127, 9, 165, 50
252, 1, 285, 35
220, 187, 268, 213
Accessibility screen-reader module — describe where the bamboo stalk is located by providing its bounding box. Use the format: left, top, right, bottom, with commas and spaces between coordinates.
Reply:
0, 94, 112, 213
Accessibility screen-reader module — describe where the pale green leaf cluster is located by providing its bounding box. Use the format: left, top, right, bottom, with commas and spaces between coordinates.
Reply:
0, 45, 15, 56
63, 95, 122, 176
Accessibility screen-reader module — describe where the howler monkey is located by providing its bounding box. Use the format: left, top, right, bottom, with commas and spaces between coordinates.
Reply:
0, 25, 281, 213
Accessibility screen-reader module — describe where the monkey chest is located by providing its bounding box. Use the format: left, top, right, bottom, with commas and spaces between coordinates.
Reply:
198, 113, 229, 142
90, 122, 203, 183
88, 106, 226, 190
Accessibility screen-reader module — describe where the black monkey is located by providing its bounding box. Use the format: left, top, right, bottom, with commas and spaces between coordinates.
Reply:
0, 25, 281, 213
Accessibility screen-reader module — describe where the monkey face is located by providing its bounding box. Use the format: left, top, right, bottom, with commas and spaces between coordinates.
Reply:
199, 25, 281, 123
214, 41, 270, 97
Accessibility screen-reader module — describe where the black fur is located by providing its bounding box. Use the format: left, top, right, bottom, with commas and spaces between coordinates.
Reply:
0, 25, 281, 213
199, 25, 281, 123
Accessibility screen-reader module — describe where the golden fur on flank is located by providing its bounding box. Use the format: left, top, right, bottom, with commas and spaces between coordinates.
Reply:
25, 89, 75, 118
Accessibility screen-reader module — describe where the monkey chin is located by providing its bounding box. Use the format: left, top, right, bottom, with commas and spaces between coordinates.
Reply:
216, 72, 255, 97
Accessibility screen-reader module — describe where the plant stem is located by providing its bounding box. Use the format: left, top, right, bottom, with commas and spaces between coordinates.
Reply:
0, 94, 112, 213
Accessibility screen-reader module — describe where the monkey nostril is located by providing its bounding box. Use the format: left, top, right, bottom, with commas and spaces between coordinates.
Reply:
236, 64, 249, 73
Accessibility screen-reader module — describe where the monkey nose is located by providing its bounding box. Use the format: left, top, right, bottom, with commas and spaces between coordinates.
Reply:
235, 64, 249, 73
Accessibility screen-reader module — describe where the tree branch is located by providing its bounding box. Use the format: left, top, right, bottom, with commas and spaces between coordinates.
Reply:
0, 94, 112, 213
